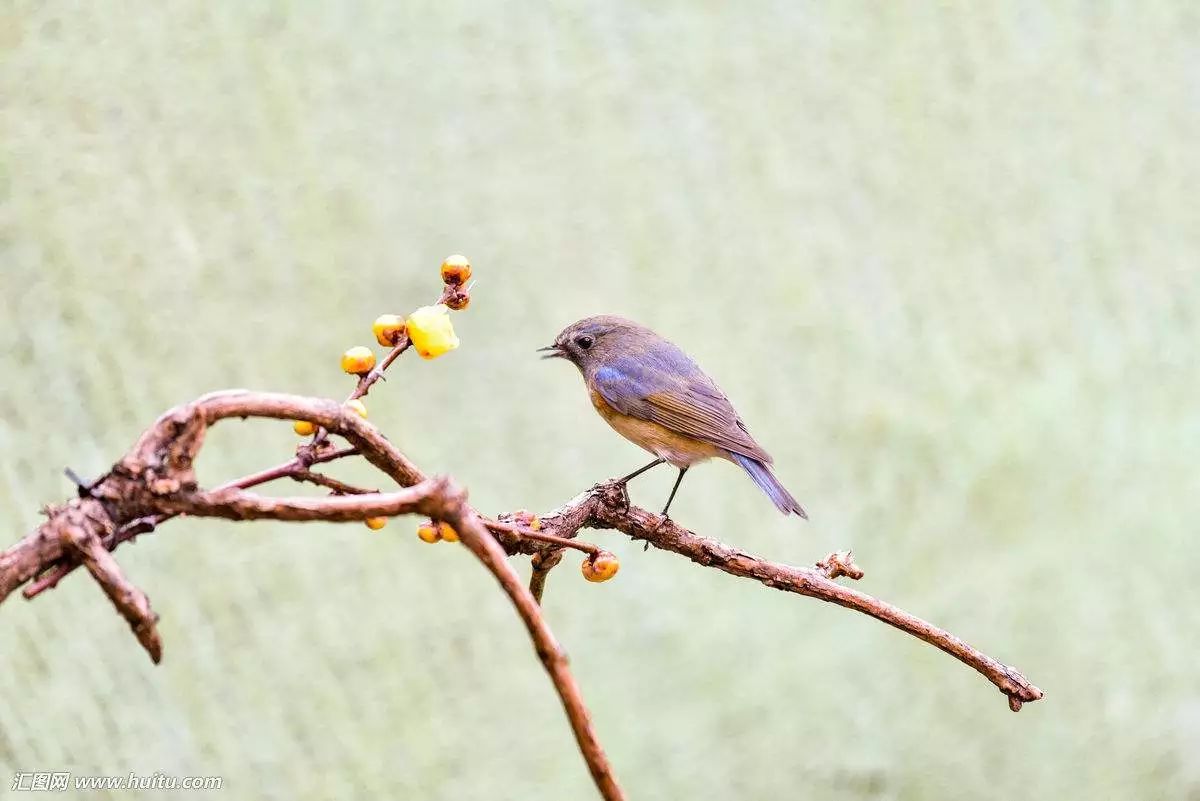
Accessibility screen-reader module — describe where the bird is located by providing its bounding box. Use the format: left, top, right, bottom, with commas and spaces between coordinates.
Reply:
539, 315, 806, 520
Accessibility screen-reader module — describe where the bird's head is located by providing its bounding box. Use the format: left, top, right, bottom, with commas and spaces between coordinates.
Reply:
539, 315, 653, 372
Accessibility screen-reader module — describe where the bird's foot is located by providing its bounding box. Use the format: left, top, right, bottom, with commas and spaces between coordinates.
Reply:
598, 479, 632, 511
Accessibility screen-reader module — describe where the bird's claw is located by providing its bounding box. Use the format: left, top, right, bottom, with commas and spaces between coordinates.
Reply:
610, 480, 631, 510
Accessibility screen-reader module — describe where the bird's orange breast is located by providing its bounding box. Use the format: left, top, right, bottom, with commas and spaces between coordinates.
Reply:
589, 390, 725, 468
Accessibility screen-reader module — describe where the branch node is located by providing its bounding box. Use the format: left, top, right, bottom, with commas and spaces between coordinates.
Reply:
815, 550, 864, 581
64, 467, 98, 499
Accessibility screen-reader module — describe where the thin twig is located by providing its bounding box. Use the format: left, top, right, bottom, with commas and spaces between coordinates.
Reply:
291, 469, 377, 496
350, 338, 411, 401
486, 519, 602, 557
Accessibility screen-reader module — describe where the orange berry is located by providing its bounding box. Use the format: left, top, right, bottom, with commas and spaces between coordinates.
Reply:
581, 552, 620, 583
417, 522, 442, 543
293, 420, 317, 436
440, 254, 472, 285
372, 314, 407, 347
365, 516, 388, 531
344, 399, 368, 419
341, 346, 377, 375
437, 521, 459, 543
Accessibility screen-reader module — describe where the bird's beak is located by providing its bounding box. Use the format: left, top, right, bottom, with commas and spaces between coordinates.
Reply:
538, 344, 566, 360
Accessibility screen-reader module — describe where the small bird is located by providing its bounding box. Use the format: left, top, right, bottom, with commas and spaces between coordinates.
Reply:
540, 315, 806, 519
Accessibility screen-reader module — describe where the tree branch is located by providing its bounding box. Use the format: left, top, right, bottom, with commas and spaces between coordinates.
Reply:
0, 389, 627, 801
158, 480, 454, 523
0, 262, 1043, 799
62, 517, 162, 664
0, 256, 1050, 801
437, 502, 625, 800
528, 481, 1044, 712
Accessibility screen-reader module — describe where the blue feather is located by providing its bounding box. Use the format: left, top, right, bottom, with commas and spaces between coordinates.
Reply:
730, 453, 808, 518
594, 360, 660, 407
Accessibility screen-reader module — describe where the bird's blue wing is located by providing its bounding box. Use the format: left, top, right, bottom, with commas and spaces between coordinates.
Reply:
592, 355, 674, 416
592, 352, 771, 462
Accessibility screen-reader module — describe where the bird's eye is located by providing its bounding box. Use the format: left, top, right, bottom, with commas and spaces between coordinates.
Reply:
575, 334, 595, 350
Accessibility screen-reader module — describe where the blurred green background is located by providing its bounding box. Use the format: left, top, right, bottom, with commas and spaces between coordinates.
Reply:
1, 3, 1197, 800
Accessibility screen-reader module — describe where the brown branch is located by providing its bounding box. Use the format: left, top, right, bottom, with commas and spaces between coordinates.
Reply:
530, 481, 1044, 712
0, 272, 630, 799
0, 252, 1048, 801
0, 268, 1044, 799
23, 444, 360, 599
438, 502, 625, 800
62, 518, 162, 664
0, 389, 624, 801
158, 479, 453, 523
0, 383, 1045, 801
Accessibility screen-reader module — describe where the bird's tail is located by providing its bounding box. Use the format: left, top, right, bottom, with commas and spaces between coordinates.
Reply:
730, 453, 807, 518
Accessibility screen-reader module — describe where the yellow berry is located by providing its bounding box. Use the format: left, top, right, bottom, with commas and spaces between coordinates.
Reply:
438, 521, 459, 543
417, 522, 442, 543
365, 516, 388, 531
406, 304, 460, 360
341, 346, 377, 375
372, 314, 407, 347
440, 254, 472, 285
293, 420, 317, 436
581, 552, 620, 583
344, 399, 368, 419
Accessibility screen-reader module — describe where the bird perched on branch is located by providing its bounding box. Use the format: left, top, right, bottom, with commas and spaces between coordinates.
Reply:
540, 315, 806, 519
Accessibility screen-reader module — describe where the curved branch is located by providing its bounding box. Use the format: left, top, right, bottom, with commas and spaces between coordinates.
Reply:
438, 502, 625, 801
158, 479, 454, 523
0, 389, 625, 800
535, 481, 1044, 711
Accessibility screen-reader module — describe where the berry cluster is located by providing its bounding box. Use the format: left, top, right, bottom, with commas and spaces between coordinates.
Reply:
289, 255, 474, 531
281, 254, 620, 583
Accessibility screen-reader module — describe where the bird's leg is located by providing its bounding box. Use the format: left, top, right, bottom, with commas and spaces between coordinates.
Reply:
617, 457, 667, 485
614, 457, 666, 509
661, 467, 689, 519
